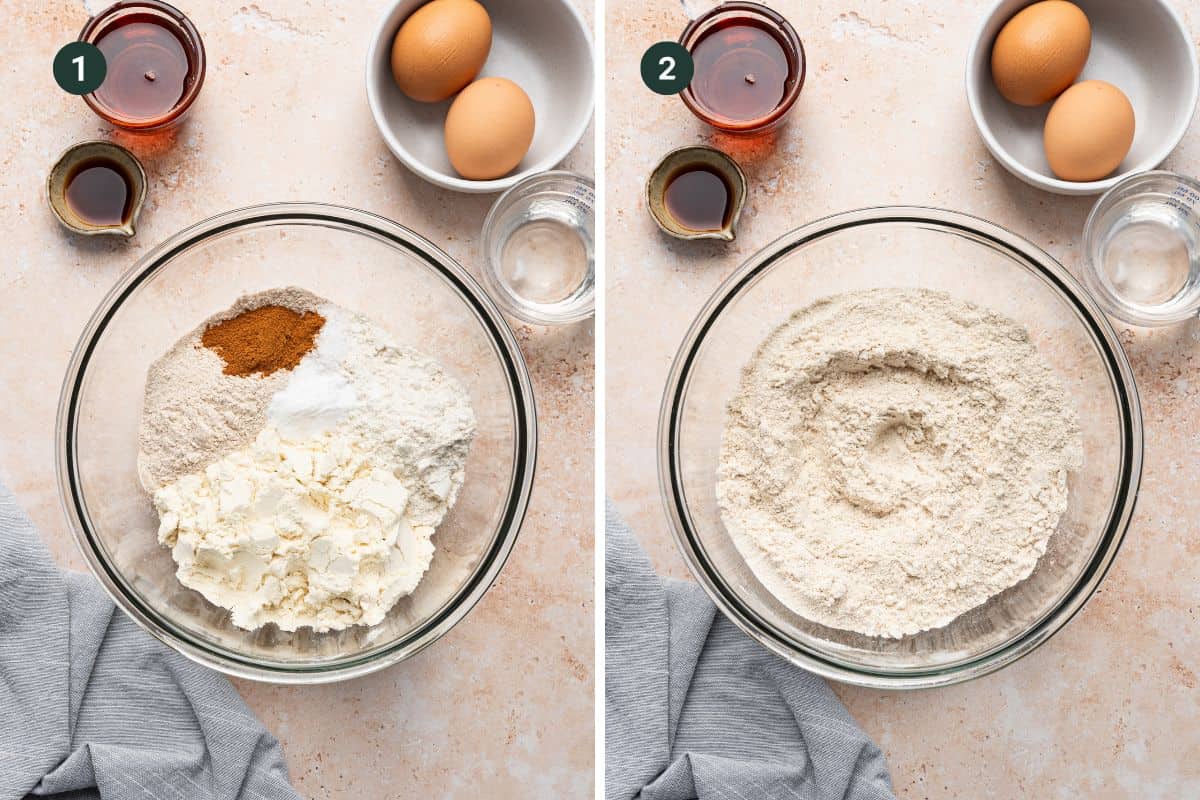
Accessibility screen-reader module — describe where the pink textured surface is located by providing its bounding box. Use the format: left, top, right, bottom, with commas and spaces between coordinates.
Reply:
0, 1, 593, 797
606, 1, 1199, 797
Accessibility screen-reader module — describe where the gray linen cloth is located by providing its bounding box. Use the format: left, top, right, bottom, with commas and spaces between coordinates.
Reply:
605, 502, 895, 800
0, 482, 301, 800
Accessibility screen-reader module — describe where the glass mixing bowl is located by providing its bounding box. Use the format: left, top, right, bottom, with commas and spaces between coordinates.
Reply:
659, 207, 1142, 689
57, 203, 537, 683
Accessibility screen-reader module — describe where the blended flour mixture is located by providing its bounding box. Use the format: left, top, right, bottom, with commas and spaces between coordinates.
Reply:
717, 289, 1083, 638
139, 288, 476, 632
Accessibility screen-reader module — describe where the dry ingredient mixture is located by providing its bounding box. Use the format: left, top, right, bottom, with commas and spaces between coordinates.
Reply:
717, 289, 1083, 638
138, 288, 476, 633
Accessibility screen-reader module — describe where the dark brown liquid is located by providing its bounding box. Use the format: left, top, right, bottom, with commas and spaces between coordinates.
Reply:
65, 159, 133, 227
664, 167, 731, 232
690, 21, 792, 123
93, 16, 193, 123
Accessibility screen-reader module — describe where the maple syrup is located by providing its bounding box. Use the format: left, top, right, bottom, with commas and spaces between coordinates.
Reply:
691, 23, 790, 122
65, 158, 135, 227
679, 2, 806, 135
80, 1, 205, 131
664, 167, 732, 232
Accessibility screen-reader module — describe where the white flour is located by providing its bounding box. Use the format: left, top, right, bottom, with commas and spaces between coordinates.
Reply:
717, 289, 1083, 638
145, 289, 476, 632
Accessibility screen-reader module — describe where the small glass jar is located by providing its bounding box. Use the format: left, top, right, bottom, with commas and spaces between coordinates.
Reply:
678, 1, 806, 135
481, 171, 595, 326
79, 0, 206, 132
1083, 170, 1200, 327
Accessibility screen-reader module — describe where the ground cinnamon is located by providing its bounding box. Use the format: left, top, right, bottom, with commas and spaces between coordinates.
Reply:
201, 305, 325, 377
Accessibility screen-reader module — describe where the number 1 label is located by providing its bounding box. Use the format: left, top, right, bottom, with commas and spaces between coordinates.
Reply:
53, 42, 107, 95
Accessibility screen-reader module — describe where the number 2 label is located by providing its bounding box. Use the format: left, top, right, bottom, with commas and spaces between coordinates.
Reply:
659, 56, 676, 82
640, 42, 694, 96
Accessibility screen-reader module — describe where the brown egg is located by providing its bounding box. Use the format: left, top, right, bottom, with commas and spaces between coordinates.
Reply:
391, 0, 492, 103
991, 0, 1090, 106
445, 78, 536, 180
1043, 80, 1135, 182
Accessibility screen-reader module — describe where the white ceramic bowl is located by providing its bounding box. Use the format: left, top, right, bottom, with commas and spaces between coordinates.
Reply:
966, 0, 1198, 196
366, 0, 594, 194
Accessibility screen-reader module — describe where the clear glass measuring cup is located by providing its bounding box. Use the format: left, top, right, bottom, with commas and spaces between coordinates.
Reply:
481, 171, 595, 326
1083, 170, 1200, 327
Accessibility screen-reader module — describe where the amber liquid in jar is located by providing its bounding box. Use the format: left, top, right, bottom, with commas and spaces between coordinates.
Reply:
81, 1, 205, 130
93, 16, 193, 124
679, 2, 805, 134
690, 21, 791, 123
664, 167, 732, 232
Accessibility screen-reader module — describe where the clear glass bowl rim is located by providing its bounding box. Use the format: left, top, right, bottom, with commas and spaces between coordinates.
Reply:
658, 205, 1143, 690
56, 202, 538, 683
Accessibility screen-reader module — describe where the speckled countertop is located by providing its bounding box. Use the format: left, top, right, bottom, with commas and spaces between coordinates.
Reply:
0, 2, 593, 797
607, 1, 1198, 796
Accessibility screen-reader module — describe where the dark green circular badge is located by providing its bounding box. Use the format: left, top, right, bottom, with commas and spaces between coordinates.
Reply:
54, 42, 106, 95
641, 42, 693, 96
